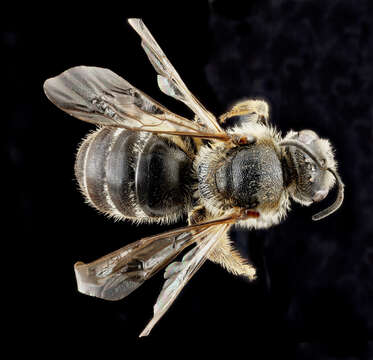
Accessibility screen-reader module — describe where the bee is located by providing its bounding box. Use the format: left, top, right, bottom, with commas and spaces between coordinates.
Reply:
44, 18, 344, 336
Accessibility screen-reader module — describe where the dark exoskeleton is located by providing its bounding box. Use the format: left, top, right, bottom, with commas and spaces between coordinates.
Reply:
75, 128, 195, 223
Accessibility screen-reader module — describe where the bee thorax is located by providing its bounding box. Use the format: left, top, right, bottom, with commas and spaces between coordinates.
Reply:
196, 143, 284, 221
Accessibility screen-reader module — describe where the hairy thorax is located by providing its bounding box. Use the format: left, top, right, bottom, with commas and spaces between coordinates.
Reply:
195, 123, 290, 229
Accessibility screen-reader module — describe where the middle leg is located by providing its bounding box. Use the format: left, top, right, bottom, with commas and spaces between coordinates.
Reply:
219, 99, 269, 125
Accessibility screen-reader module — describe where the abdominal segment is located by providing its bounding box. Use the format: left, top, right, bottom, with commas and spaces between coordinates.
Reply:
75, 127, 195, 223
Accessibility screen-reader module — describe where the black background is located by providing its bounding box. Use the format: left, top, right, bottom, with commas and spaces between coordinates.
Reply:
4, 0, 373, 358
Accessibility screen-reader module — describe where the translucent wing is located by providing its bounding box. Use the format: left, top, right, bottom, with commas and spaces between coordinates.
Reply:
128, 18, 224, 134
44, 66, 229, 141
139, 223, 231, 337
74, 216, 236, 301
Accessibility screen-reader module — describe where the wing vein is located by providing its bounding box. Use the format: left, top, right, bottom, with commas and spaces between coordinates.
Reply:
139, 223, 230, 336
128, 18, 224, 134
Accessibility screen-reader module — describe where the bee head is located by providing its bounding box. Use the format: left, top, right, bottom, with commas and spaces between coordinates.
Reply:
280, 130, 344, 221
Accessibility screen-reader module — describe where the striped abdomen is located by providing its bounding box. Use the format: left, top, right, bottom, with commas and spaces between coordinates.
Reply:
75, 127, 195, 223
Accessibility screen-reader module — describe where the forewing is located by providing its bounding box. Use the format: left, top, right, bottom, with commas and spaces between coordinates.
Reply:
44, 66, 227, 139
74, 216, 236, 301
128, 18, 224, 134
139, 223, 231, 337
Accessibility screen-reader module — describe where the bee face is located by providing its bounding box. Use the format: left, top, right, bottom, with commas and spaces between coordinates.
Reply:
286, 130, 335, 206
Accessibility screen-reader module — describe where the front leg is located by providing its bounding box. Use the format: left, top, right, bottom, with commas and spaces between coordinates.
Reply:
219, 99, 269, 126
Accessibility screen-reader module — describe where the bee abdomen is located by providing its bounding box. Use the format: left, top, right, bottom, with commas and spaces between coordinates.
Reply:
75, 127, 194, 223
75, 127, 137, 218
136, 134, 194, 218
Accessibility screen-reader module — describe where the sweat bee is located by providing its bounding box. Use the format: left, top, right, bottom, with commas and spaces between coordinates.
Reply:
43, 18, 344, 336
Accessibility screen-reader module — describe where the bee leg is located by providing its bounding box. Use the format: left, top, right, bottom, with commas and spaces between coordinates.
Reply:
188, 205, 208, 225
188, 206, 256, 279
208, 232, 256, 280
219, 99, 269, 126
